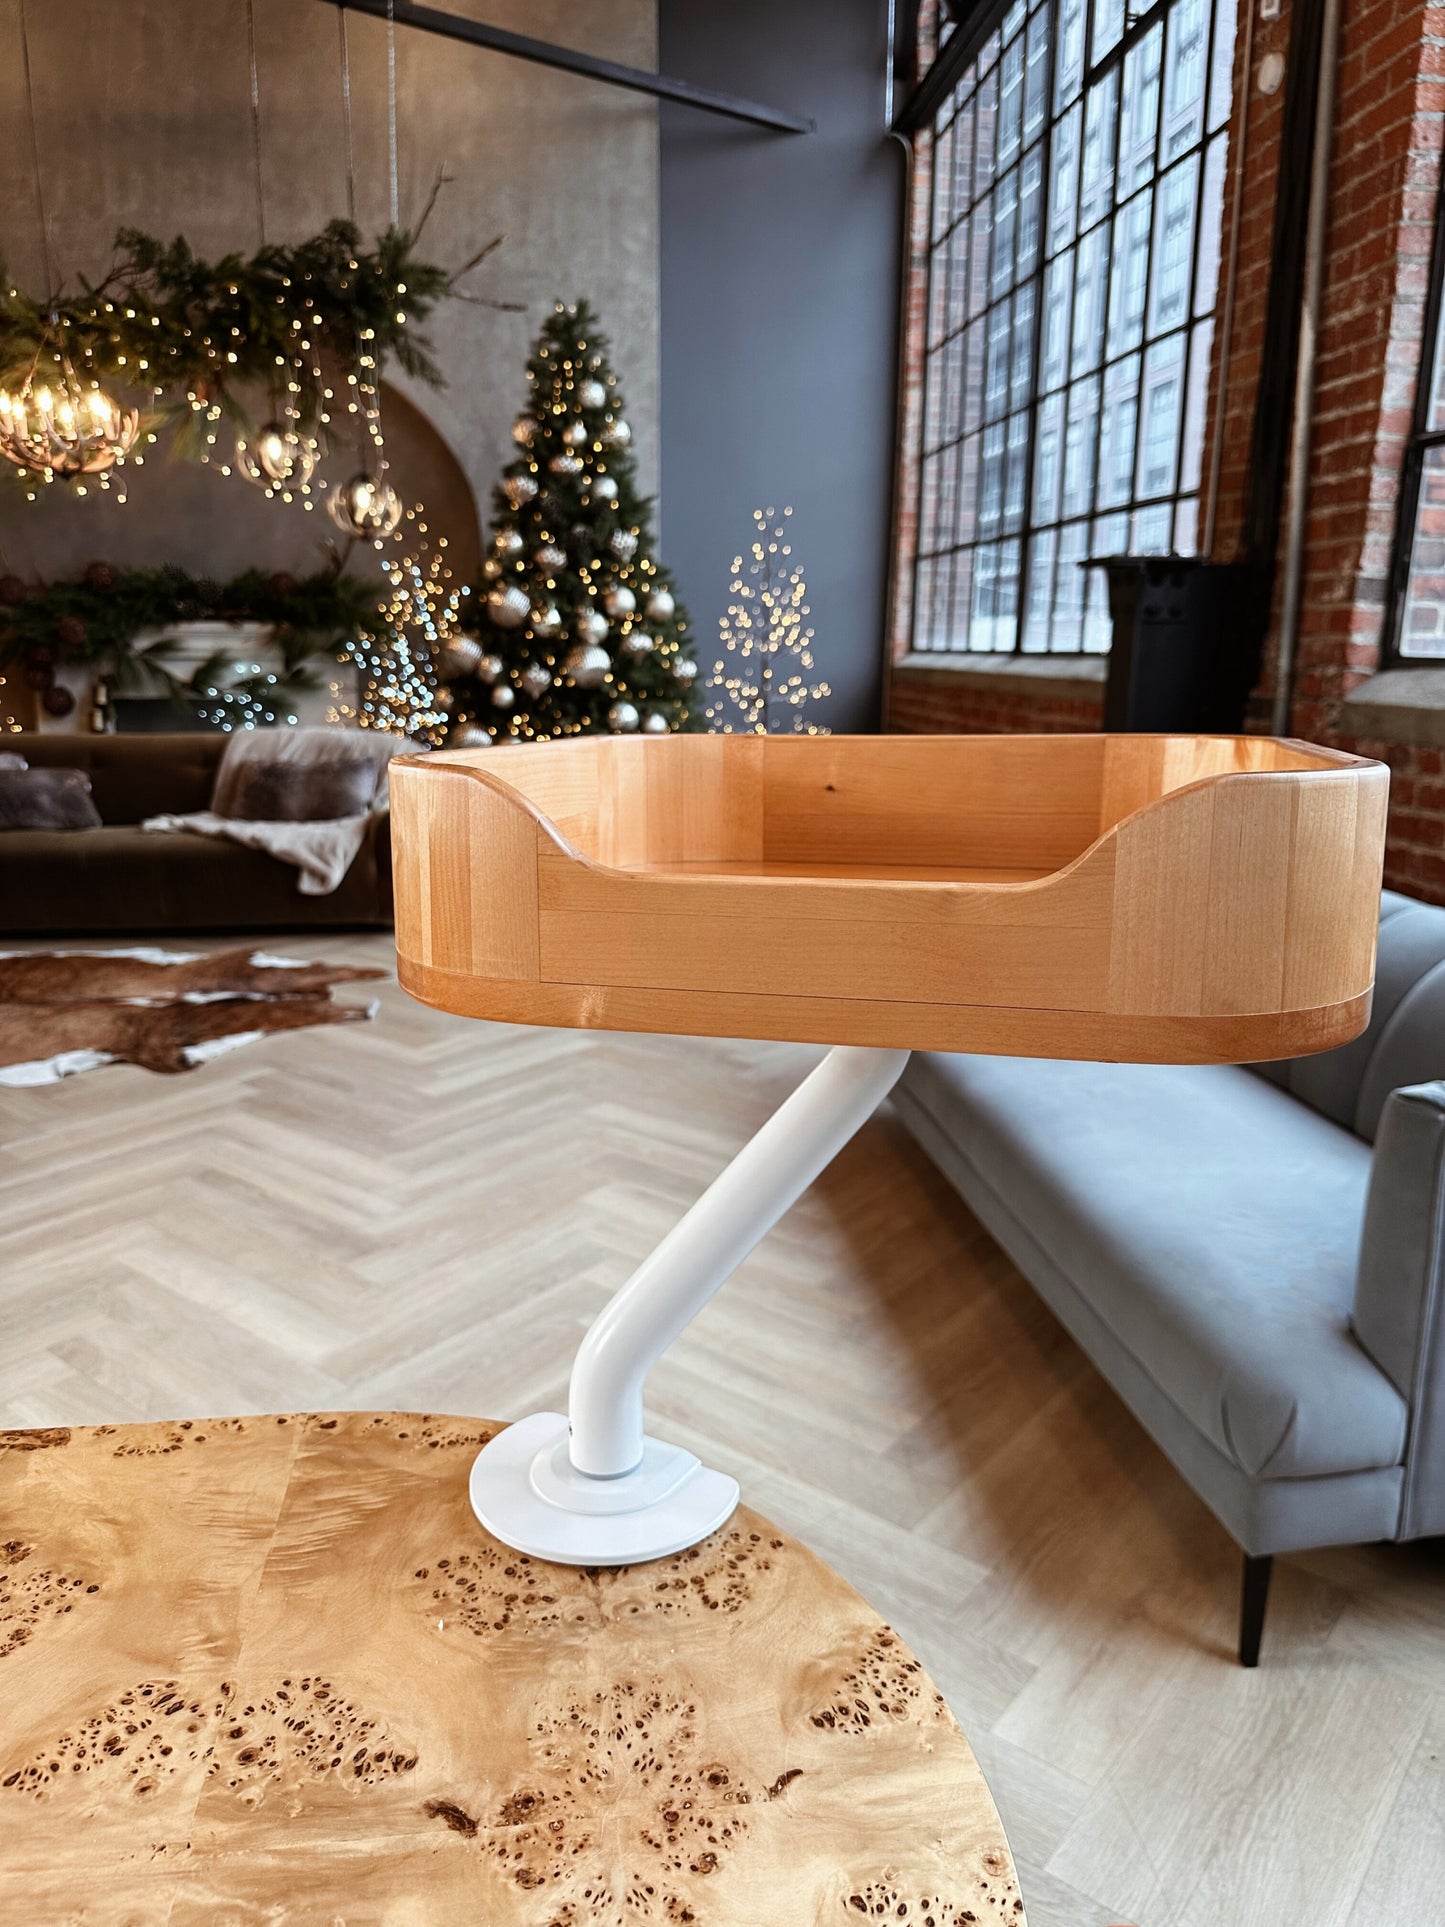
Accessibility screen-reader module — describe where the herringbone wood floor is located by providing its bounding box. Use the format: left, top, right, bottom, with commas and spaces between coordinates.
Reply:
3, 932, 1442, 1926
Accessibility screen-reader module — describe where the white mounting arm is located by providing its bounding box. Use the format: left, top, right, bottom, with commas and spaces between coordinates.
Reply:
469, 1044, 911, 1565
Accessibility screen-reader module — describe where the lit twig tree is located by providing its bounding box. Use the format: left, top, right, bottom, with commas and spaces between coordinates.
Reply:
705, 507, 829, 735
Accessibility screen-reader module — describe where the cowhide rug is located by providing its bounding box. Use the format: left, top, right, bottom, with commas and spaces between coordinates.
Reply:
0, 947, 386, 1086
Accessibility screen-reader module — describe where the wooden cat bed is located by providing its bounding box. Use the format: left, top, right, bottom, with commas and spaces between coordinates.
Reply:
393, 733, 1388, 1065
391, 731, 1387, 1570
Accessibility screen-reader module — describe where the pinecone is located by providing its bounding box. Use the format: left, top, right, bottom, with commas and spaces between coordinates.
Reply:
0, 574, 27, 607
266, 570, 299, 597
41, 683, 75, 717
83, 561, 115, 592
55, 615, 88, 652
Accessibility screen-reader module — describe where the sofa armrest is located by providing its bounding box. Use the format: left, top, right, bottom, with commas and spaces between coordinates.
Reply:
1354, 1080, 1445, 1538
370, 809, 394, 920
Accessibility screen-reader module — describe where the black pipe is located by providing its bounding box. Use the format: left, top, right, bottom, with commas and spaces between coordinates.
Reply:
324, 0, 813, 135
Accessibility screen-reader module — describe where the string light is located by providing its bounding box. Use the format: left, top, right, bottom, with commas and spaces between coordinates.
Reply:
336, 520, 466, 741
706, 507, 830, 735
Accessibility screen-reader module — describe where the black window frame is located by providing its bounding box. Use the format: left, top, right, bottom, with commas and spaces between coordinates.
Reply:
1384, 159, 1445, 668
899, 0, 1234, 658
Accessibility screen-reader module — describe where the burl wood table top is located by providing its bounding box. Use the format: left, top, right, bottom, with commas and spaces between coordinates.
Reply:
0, 1413, 1026, 1925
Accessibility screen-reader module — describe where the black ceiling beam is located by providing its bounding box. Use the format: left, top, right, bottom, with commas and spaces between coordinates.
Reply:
325, 0, 813, 135
891, 0, 1008, 134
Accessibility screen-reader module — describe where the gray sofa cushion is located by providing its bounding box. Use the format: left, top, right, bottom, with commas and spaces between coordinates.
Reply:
1254, 891, 1445, 1141
1354, 1081, 1445, 1540
899, 1052, 1408, 1482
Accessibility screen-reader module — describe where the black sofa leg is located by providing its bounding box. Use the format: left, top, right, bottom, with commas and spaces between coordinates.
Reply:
1238, 1553, 1273, 1667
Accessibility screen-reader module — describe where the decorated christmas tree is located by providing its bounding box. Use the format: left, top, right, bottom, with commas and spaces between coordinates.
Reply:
443, 301, 698, 744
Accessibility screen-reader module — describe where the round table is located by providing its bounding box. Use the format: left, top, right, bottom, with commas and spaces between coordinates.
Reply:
0, 1413, 1027, 1923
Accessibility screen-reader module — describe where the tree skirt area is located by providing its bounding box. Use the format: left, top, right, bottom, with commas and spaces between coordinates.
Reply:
0, 947, 384, 1085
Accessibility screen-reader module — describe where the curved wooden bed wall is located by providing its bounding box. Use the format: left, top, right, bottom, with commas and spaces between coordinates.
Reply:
391, 735, 1389, 1064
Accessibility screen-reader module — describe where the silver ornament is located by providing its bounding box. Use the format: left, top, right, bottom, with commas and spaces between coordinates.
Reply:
450, 724, 492, 749
563, 641, 610, 687
549, 452, 583, 477
495, 528, 525, 558
238, 420, 316, 489
512, 414, 537, 448
477, 653, 505, 681
504, 473, 538, 508
620, 630, 652, 661
589, 474, 619, 505
444, 636, 484, 677
641, 712, 670, 735
646, 589, 676, 622
574, 606, 609, 646
531, 602, 563, 638
672, 656, 698, 685
609, 529, 638, 562
604, 585, 636, 619
491, 682, 516, 711
561, 419, 588, 449
607, 700, 640, 733
327, 471, 403, 538
487, 587, 530, 630
577, 377, 607, 410
535, 543, 566, 572
520, 663, 552, 701
603, 418, 631, 448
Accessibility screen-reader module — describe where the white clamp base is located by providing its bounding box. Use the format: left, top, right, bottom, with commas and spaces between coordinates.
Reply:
469, 1411, 739, 1565
471, 1045, 909, 1568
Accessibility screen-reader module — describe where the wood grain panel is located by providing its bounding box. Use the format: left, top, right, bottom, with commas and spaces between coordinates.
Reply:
0, 1414, 1024, 1924
392, 735, 1387, 1062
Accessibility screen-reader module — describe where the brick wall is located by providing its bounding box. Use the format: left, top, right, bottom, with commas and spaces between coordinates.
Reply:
887, 0, 1445, 904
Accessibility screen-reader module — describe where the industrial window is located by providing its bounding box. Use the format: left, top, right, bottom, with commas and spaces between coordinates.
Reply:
909, 0, 1236, 655
1388, 166, 1445, 662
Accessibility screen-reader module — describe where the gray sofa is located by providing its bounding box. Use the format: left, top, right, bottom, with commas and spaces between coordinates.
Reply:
894, 889, 1445, 1665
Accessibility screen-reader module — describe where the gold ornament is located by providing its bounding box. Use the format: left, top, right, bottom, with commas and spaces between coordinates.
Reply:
535, 542, 566, 572
549, 451, 583, 477
504, 473, 539, 508
512, 414, 537, 447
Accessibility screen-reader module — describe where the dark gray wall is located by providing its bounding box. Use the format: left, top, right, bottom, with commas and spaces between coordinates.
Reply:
658, 0, 903, 732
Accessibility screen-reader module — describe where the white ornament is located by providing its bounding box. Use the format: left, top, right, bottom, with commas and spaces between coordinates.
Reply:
444, 636, 484, 677
495, 528, 525, 558
672, 656, 698, 685
620, 630, 652, 661
491, 682, 516, 711
512, 415, 537, 447
607, 700, 640, 733
477, 653, 505, 681
561, 419, 588, 449
646, 589, 676, 622
577, 377, 607, 410
603, 418, 631, 448
604, 585, 636, 619
609, 529, 638, 562
504, 473, 539, 508
488, 587, 530, 630
564, 642, 610, 687
574, 606, 609, 647
531, 603, 563, 639
589, 475, 619, 506
520, 663, 552, 701
641, 711, 670, 734
549, 452, 583, 477
535, 543, 566, 572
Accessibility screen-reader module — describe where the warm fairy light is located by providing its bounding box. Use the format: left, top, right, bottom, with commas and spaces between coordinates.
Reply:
706, 507, 830, 735
236, 417, 318, 492
327, 469, 403, 538
337, 533, 467, 741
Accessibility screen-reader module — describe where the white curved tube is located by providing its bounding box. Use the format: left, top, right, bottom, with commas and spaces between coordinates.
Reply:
567, 1044, 911, 1478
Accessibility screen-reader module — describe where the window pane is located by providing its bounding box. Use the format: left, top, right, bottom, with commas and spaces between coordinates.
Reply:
1400, 449, 1445, 658
907, 0, 1237, 655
